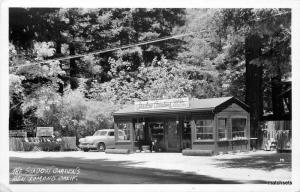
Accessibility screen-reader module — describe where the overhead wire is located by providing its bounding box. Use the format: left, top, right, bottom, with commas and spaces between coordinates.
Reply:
8, 10, 291, 111
9, 32, 197, 69
9, 10, 291, 70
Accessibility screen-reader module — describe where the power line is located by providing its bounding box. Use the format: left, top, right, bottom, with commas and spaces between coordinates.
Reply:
9, 10, 291, 70
9, 32, 197, 69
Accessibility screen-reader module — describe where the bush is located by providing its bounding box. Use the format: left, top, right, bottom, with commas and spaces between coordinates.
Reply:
23, 142, 35, 151
37, 139, 63, 151
24, 137, 63, 151
10, 137, 64, 151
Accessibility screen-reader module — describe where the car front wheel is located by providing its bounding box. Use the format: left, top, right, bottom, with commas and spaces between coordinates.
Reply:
97, 143, 106, 152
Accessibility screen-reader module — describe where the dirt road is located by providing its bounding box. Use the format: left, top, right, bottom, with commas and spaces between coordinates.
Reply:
9, 151, 291, 184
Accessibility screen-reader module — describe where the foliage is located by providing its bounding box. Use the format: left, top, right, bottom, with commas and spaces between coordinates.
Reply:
9, 74, 25, 104
178, 8, 291, 104
23, 137, 63, 151
210, 8, 291, 103
9, 8, 186, 83
88, 57, 199, 104
37, 139, 63, 151
8, 8, 291, 140
9, 8, 188, 131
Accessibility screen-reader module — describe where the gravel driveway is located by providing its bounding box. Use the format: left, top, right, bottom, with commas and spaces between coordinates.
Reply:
9, 150, 291, 184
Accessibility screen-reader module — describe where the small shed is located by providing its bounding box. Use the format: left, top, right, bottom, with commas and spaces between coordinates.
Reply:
113, 96, 250, 154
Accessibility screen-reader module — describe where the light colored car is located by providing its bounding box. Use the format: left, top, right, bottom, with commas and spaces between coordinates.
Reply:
78, 129, 125, 152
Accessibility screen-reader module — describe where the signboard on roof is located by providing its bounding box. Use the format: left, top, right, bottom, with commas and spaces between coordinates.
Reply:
135, 98, 189, 111
36, 127, 53, 137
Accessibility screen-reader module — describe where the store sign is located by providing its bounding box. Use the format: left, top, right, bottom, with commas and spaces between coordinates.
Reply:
135, 98, 189, 111
36, 127, 53, 137
9, 130, 27, 137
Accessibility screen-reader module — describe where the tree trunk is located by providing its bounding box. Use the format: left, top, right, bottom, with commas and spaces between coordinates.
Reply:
245, 35, 263, 148
271, 76, 284, 118
69, 43, 79, 89
56, 42, 65, 94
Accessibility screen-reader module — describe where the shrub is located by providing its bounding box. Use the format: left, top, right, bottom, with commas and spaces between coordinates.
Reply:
23, 142, 35, 151
37, 139, 63, 151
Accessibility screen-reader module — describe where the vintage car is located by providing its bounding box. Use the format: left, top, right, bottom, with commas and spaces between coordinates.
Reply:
78, 129, 126, 152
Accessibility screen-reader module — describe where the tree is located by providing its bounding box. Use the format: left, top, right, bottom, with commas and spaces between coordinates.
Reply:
88, 57, 194, 104
175, 8, 290, 146
9, 8, 187, 132
9, 39, 65, 130
10, 8, 187, 90
245, 35, 263, 139
175, 9, 225, 99
204, 8, 291, 145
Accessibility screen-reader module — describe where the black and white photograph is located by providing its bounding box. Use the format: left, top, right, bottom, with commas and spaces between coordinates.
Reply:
1, 0, 300, 192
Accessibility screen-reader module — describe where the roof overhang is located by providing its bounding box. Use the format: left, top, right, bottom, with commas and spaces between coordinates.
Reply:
113, 107, 215, 117
113, 96, 250, 117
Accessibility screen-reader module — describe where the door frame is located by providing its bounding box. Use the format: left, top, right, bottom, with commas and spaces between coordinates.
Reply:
165, 120, 181, 152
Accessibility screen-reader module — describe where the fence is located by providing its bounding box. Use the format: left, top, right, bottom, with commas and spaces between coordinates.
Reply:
9, 137, 77, 151
9, 137, 24, 151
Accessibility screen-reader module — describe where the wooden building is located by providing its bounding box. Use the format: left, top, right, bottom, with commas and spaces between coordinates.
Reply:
113, 96, 250, 155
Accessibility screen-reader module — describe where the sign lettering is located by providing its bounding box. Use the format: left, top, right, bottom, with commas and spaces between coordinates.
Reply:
135, 98, 189, 111
36, 127, 53, 137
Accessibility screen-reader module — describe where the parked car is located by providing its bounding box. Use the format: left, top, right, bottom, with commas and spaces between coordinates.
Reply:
78, 129, 126, 152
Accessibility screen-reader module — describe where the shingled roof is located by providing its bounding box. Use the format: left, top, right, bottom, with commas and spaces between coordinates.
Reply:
113, 96, 249, 116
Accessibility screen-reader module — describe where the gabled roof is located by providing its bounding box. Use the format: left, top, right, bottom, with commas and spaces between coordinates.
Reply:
113, 96, 249, 116
190, 96, 233, 110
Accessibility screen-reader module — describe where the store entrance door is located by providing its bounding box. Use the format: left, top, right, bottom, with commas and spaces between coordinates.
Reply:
166, 121, 180, 152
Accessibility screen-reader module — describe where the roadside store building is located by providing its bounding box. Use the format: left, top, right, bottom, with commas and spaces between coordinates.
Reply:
113, 96, 250, 154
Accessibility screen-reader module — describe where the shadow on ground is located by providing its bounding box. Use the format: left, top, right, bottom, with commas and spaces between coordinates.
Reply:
214, 152, 291, 171
9, 155, 266, 184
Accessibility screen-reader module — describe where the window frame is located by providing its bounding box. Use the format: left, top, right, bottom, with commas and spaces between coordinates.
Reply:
116, 122, 132, 142
108, 131, 114, 136
93, 130, 107, 136
217, 117, 228, 141
134, 122, 144, 141
231, 116, 248, 140
194, 119, 214, 141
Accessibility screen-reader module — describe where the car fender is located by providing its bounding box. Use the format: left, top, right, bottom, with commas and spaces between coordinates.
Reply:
94, 140, 106, 146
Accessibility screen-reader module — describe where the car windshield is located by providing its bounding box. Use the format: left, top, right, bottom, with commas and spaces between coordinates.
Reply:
93, 130, 107, 136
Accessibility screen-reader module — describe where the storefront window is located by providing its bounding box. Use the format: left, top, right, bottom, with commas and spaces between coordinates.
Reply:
232, 118, 247, 140
218, 118, 227, 141
149, 122, 164, 143
195, 120, 213, 140
117, 122, 131, 141
134, 123, 144, 141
